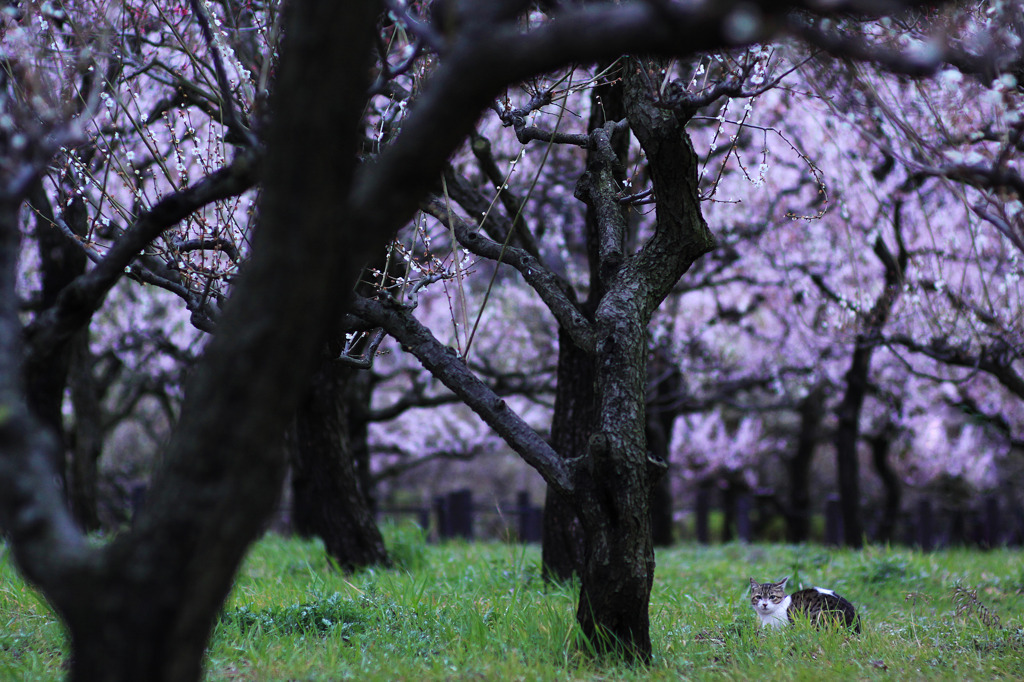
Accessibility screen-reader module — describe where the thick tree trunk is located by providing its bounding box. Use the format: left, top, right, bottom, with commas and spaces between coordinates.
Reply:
289, 360, 390, 571
646, 346, 681, 546
0, 5, 380, 681
542, 64, 624, 581
572, 295, 659, 661
869, 427, 901, 543
347, 369, 377, 513
559, 56, 711, 662
60, 551, 274, 682
67, 332, 102, 531
835, 340, 872, 548
24, 181, 88, 492
542, 328, 594, 581
788, 383, 826, 542
542, 488, 585, 581
575, 456, 655, 661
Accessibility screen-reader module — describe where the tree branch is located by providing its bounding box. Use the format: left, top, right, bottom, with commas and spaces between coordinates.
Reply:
350, 1, 941, 278
351, 294, 574, 495
24, 150, 259, 362
422, 195, 597, 351
884, 334, 1024, 400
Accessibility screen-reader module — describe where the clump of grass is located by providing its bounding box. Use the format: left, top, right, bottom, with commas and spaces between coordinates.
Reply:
381, 519, 429, 571
855, 552, 911, 584
219, 590, 364, 637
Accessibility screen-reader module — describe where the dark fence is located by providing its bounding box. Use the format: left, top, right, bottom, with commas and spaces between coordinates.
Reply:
696, 489, 1024, 549
378, 489, 544, 543
381, 487, 1024, 549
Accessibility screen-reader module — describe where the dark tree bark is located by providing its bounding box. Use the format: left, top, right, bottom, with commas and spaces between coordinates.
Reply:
833, 219, 907, 548
788, 382, 826, 542
542, 58, 627, 581
834, 343, 871, 548
289, 359, 390, 571
542, 328, 594, 582
348, 368, 378, 514
0, 3, 379, 680
23, 180, 87, 489
567, 57, 714, 661
868, 425, 902, 543
646, 345, 682, 546
66, 332, 103, 531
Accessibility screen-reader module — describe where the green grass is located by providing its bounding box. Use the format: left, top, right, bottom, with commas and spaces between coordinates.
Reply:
4, 525, 1024, 680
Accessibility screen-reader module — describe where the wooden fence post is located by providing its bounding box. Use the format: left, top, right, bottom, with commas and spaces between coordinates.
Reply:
916, 498, 934, 551
447, 489, 474, 540
434, 495, 450, 540
516, 490, 543, 543
695, 485, 711, 544
735, 492, 752, 542
824, 495, 842, 546
979, 496, 1001, 548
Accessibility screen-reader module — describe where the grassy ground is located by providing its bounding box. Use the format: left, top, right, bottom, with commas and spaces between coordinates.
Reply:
3, 523, 1024, 680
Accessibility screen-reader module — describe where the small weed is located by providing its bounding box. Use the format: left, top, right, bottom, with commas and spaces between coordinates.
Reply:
952, 582, 1002, 629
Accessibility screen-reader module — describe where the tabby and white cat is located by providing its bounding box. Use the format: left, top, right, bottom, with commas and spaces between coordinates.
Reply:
748, 577, 861, 633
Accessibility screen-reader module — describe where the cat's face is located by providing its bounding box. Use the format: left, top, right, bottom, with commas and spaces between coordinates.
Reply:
749, 577, 788, 618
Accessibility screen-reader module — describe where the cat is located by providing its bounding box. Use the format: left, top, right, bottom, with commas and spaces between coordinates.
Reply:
748, 577, 861, 633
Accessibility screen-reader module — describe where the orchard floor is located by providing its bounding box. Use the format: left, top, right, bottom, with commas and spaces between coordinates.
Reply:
3, 526, 1024, 680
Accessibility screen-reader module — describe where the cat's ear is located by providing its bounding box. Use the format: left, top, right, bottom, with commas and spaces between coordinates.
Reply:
778, 576, 789, 589
749, 578, 758, 590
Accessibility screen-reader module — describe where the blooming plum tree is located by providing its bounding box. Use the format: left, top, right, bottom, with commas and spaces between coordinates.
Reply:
3, 1, 1023, 679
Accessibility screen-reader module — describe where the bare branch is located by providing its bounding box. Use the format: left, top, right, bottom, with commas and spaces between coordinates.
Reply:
422, 195, 597, 351
351, 294, 574, 496
884, 334, 1024, 400
351, 1, 944, 270
24, 149, 259, 362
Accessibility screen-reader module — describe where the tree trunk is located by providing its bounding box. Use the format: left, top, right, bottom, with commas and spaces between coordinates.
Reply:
868, 427, 901, 543
67, 331, 102, 531
542, 328, 594, 582
834, 227, 905, 548
575, 458, 654, 661
572, 292, 660, 662
542, 62, 624, 581
559, 55, 712, 662
835, 340, 871, 548
348, 369, 377, 514
289, 359, 390, 571
646, 345, 681, 546
24, 180, 88, 492
788, 383, 825, 542
60, 556, 264, 682
0, 5, 381, 680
